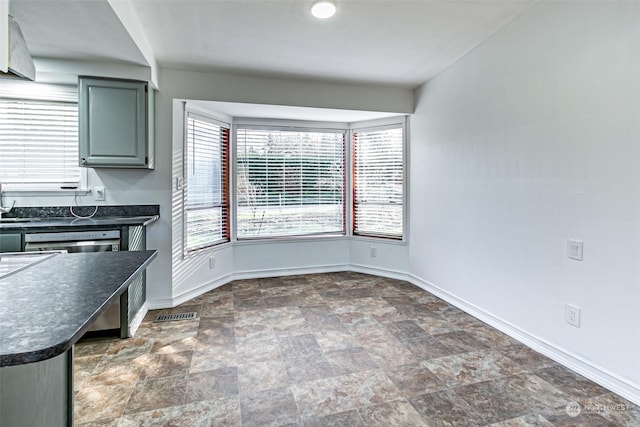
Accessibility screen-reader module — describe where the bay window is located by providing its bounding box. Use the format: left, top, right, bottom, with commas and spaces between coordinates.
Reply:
182, 111, 406, 254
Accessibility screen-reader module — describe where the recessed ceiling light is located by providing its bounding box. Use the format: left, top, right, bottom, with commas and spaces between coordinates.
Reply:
311, 0, 336, 19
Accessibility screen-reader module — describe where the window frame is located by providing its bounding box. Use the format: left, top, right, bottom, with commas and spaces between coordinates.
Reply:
350, 117, 407, 241
0, 80, 88, 193
182, 110, 231, 255
233, 121, 348, 241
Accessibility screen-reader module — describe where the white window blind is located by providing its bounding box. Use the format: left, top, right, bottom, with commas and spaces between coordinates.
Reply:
184, 113, 230, 253
353, 125, 404, 239
0, 98, 80, 186
236, 127, 345, 238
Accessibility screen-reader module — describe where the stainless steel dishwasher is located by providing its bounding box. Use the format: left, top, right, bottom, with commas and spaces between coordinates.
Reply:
24, 230, 122, 332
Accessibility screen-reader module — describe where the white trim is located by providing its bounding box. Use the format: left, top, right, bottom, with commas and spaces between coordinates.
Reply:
407, 273, 640, 406
146, 298, 176, 311
152, 265, 349, 308
166, 273, 234, 309
182, 241, 233, 258
128, 302, 148, 337
348, 235, 408, 246
349, 263, 411, 282
158, 264, 350, 309
233, 264, 349, 281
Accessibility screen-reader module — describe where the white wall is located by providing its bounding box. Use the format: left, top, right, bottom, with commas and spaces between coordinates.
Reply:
160, 68, 414, 115
349, 238, 409, 278
410, 1, 640, 401
233, 238, 349, 277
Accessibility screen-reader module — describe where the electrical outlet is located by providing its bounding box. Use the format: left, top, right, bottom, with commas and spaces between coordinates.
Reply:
565, 304, 581, 327
209, 256, 216, 269
369, 246, 377, 258
92, 186, 105, 201
567, 239, 583, 261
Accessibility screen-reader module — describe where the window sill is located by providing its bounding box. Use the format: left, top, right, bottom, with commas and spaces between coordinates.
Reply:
234, 234, 346, 246
183, 240, 233, 258
348, 235, 408, 246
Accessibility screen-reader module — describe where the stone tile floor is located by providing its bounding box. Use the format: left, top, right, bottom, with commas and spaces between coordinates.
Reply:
74, 272, 640, 426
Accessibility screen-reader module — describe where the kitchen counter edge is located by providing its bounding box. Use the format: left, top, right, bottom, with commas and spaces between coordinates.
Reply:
0, 250, 157, 367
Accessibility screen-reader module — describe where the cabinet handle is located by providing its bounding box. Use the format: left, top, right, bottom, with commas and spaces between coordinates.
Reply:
81, 158, 87, 164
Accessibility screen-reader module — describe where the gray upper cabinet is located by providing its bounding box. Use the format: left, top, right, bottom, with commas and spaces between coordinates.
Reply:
79, 77, 154, 169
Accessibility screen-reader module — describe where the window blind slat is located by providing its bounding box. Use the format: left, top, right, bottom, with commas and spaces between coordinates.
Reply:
353, 127, 404, 239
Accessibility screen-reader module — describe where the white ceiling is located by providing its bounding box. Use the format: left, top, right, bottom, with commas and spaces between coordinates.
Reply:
10, 0, 534, 89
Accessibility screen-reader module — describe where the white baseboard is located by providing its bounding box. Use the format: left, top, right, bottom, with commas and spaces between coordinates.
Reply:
408, 273, 640, 406
233, 264, 350, 281
146, 298, 175, 310
159, 273, 234, 309
149, 264, 350, 309
349, 263, 411, 282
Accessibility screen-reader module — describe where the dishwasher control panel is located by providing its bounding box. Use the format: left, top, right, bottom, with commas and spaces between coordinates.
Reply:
25, 230, 121, 242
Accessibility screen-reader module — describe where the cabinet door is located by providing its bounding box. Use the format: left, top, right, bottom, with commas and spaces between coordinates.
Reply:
79, 77, 148, 168
0, 233, 22, 253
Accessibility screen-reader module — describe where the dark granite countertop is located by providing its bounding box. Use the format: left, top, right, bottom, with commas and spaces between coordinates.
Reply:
0, 250, 157, 367
0, 215, 159, 230
0, 205, 160, 231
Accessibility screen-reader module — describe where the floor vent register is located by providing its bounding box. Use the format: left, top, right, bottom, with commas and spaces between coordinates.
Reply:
154, 312, 197, 322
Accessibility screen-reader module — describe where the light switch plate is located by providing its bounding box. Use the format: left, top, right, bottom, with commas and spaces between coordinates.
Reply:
568, 239, 583, 261
176, 177, 185, 190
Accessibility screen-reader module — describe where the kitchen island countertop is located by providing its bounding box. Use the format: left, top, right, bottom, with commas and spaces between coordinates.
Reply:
0, 250, 157, 366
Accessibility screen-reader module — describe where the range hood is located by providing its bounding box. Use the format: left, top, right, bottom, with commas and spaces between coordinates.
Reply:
1, 15, 35, 80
